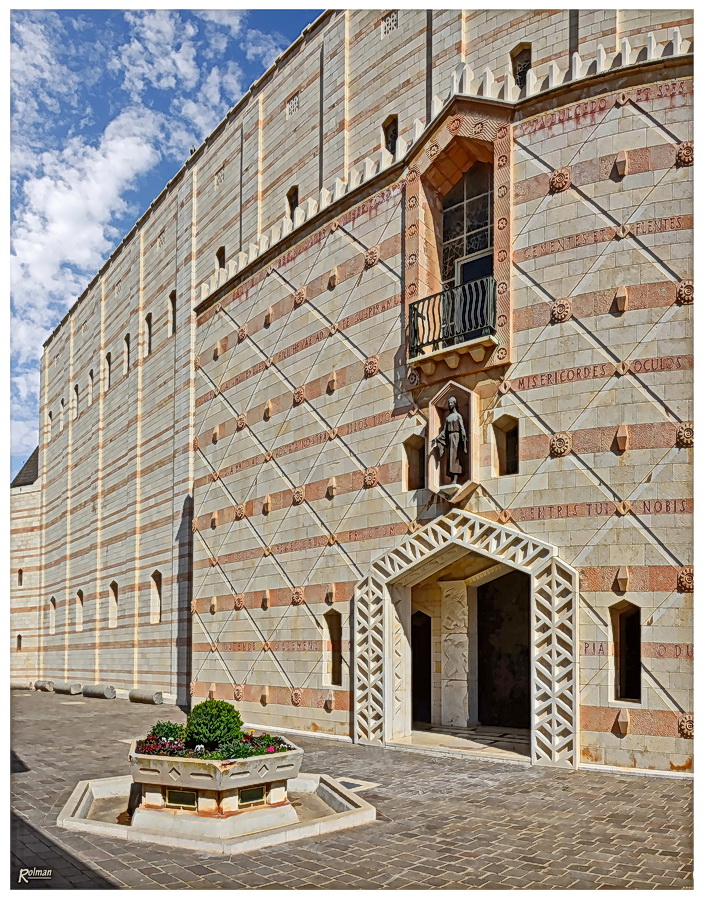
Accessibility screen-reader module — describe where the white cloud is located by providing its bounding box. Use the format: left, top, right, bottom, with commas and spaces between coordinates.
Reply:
194, 10, 247, 37
242, 29, 287, 69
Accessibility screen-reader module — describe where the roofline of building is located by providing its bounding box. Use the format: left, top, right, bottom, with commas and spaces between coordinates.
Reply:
43, 8, 337, 351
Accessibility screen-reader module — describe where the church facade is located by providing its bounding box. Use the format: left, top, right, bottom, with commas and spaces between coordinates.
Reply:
12, 9, 693, 774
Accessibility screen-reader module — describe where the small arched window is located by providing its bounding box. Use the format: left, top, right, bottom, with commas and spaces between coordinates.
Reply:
145, 313, 153, 355
106, 353, 112, 390
287, 186, 299, 220
47, 411, 53, 441
382, 115, 398, 156
150, 570, 162, 624
109, 581, 118, 629
16, 635, 22, 651
124, 334, 131, 374
73, 384, 79, 419
611, 601, 641, 702
59, 399, 65, 432
324, 609, 343, 686
18, 569, 23, 586
493, 415, 519, 476
442, 162, 493, 289
511, 43, 532, 90
76, 590, 84, 632
88, 370, 94, 406
49, 597, 56, 635
403, 434, 426, 491
169, 291, 177, 336
216, 246, 226, 269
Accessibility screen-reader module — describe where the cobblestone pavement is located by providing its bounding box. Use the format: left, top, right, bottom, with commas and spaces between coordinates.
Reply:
10, 691, 693, 890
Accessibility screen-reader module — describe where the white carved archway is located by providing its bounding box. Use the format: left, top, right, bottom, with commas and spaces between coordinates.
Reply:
353, 510, 579, 768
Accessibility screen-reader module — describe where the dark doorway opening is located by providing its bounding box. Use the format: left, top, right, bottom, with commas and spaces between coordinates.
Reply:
411, 610, 432, 723
477, 570, 530, 729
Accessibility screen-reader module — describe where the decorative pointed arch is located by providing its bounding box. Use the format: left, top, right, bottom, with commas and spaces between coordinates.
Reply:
353, 509, 579, 768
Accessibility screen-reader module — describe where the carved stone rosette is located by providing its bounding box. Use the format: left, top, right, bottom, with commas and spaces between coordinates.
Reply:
407, 367, 421, 387
232, 684, 243, 702
191, 521, 198, 534
676, 141, 693, 167
447, 116, 463, 135
293, 287, 306, 306
676, 422, 693, 447
550, 432, 572, 457
292, 386, 305, 405
363, 467, 379, 488
292, 486, 305, 505
364, 245, 380, 268
291, 587, 304, 606
193, 437, 199, 451
677, 566, 693, 593
364, 356, 380, 377
291, 688, 303, 707
237, 324, 248, 342
676, 280, 693, 304
236, 413, 247, 430
678, 714, 693, 738
233, 594, 245, 611
551, 299, 572, 323
234, 504, 246, 520
549, 168, 571, 193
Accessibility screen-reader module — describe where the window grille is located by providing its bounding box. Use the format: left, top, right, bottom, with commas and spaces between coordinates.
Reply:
381, 11, 398, 36
286, 92, 300, 118
215, 165, 225, 187
157, 229, 166, 248
512, 46, 532, 89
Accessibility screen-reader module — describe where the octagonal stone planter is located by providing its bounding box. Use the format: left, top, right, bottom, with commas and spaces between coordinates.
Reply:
128, 739, 304, 791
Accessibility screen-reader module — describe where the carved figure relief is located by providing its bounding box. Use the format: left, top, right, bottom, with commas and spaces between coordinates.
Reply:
432, 396, 468, 484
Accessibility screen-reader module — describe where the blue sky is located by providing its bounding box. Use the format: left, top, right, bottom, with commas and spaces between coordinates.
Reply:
10, 8, 323, 478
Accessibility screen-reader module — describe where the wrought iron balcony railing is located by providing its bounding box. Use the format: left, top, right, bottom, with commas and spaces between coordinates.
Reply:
408, 276, 497, 360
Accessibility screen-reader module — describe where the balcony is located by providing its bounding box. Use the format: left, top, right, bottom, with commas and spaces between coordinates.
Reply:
408, 276, 498, 372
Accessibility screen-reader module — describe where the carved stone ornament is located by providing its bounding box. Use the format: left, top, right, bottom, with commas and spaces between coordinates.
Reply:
497, 185, 508, 199
497, 154, 508, 168
407, 195, 418, 210
407, 367, 421, 387
262, 642, 271, 651
496, 347, 507, 360
232, 684, 243, 702
497, 124, 509, 139
427, 142, 440, 159
291, 588, 304, 606
406, 167, 420, 183
676, 141, 693, 167
291, 688, 303, 707
616, 224, 631, 240
293, 386, 305, 405
407, 253, 417, 268
236, 413, 247, 430
497, 249, 508, 263
497, 217, 508, 230
549, 168, 571, 193
233, 594, 245, 611
264, 450, 273, 462
327, 428, 338, 440
237, 324, 248, 342
364, 245, 380, 268
209, 557, 218, 568
293, 287, 306, 306
498, 509, 512, 524
471, 121, 485, 136
677, 566, 693, 593
292, 486, 305, 505
189, 682, 195, 696
407, 223, 418, 237
447, 116, 463, 135
265, 358, 272, 369
616, 361, 630, 376
497, 281, 508, 295
551, 298, 572, 324
678, 714, 693, 738
211, 470, 220, 481
191, 520, 198, 533
364, 356, 380, 377
363, 467, 379, 488
194, 355, 201, 370
407, 283, 418, 297
327, 533, 337, 546
676, 280, 693, 304
616, 501, 631, 516
190, 599, 197, 614
263, 546, 272, 557
497, 314, 508, 327
235, 503, 246, 520
676, 422, 693, 448
550, 432, 572, 457
193, 436, 199, 451
498, 381, 511, 395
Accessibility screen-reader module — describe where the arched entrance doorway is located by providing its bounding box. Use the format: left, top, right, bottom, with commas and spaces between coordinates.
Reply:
353, 510, 579, 768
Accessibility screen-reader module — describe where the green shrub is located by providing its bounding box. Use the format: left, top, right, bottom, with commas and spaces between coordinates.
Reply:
148, 721, 185, 741
184, 699, 243, 750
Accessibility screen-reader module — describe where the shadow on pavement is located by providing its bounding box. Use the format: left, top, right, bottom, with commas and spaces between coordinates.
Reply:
10, 811, 116, 890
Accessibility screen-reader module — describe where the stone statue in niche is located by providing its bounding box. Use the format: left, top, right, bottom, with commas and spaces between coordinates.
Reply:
432, 396, 467, 484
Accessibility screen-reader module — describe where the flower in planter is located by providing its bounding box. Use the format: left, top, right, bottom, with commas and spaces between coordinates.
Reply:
267, 747, 275, 753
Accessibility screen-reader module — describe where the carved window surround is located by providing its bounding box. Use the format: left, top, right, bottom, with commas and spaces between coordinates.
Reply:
404, 100, 513, 388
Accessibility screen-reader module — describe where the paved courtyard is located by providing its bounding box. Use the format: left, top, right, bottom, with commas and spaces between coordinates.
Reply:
11, 690, 692, 890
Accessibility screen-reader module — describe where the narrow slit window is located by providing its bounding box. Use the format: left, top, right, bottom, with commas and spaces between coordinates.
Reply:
49, 597, 56, 635
88, 370, 94, 406
76, 590, 84, 632
493, 415, 519, 476
124, 334, 131, 374
47, 411, 52, 441
383, 115, 398, 156
324, 609, 343, 686
612, 602, 641, 702
18, 569, 23, 586
109, 581, 118, 629
59, 399, 65, 432
287, 186, 299, 220
106, 353, 112, 390
216, 246, 226, 269
73, 384, 79, 419
150, 570, 162, 624
145, 313, 153, 355
16, 634, 22, 651
403, 434, 426, 491
169, 291, 177, 336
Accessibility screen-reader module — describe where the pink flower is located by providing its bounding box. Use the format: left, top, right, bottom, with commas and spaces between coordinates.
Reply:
267, 746, 275, 753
